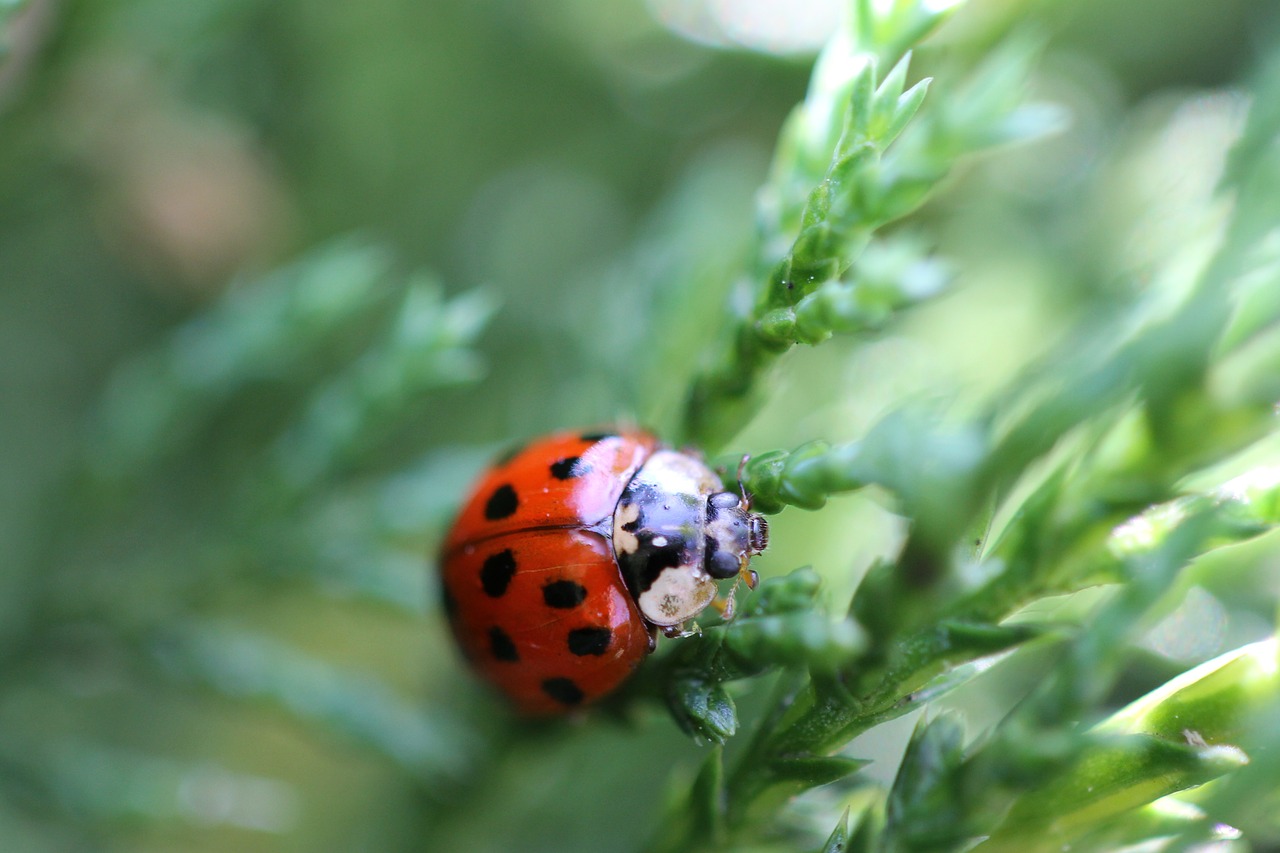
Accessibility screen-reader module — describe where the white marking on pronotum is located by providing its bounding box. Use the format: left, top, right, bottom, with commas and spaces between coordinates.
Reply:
613, 502, 641, 554
652, 535, 668, 548
637, 566, 716, 627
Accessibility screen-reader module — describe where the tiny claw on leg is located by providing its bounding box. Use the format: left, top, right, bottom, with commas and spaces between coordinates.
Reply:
745, 568, 759, 590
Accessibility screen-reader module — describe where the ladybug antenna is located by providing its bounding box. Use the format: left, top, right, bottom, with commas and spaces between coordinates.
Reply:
735, 453, 752, 508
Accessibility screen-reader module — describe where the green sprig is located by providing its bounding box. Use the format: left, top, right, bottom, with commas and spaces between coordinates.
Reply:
271, 280, 497, 490
90, 241, 398, 481
659, 568, 866, 746
152, 621, 482, 787
684, 16, 1061, 449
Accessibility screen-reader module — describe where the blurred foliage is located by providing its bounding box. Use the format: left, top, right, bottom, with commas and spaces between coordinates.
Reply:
3, 0, 1280, 852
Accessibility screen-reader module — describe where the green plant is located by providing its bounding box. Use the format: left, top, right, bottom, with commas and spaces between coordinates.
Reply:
643, 4, 1280, 849
643, 3, 1280, 848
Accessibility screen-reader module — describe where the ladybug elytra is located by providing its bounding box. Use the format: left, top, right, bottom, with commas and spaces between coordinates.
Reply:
439, 429, 768, 714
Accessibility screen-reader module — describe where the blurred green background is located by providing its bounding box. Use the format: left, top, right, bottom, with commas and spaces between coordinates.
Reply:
1, 0, 1278, 850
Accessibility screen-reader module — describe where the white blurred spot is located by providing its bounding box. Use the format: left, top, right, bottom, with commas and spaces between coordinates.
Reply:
1217, 465, 1280, 505
647, 0, 844, 54
1139, 586, 1228, 662
1119, 92, 1248, 279
1111, 500, 1188, 555
177, 764, 299, 833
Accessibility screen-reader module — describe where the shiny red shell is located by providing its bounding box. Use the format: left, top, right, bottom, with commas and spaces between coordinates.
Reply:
439, 430, 660, 714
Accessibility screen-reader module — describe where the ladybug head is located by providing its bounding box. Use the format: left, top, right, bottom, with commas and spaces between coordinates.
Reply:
704, 491, 769, 580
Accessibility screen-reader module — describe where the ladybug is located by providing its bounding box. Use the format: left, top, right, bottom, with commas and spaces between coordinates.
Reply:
439, 429, 768, 714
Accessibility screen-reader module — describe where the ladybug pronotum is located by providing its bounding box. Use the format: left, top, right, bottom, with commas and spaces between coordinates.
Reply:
439, 429, 768, 714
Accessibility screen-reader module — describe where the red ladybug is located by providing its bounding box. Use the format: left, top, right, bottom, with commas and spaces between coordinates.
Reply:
439, 429, 768, 714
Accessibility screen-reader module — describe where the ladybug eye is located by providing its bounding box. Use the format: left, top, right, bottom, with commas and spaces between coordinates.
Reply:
709, 491, 741, 510
707, 549, 741, 579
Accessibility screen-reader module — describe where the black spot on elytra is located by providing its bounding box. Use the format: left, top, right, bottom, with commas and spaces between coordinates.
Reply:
542, 677, 584, 706
488, 626, 519, 662
484, 484, 518, 520
481, 549, 517, 597
579, 431, 615, 443
543, 580, 588, 609
567, 626, 612, 656
550, 456, 590, 480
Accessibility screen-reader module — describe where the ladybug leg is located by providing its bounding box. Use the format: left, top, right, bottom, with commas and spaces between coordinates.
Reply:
646, 624, 659, 653
735, 454, 750, 497
661, 622, 701, 639
711, 567, 757, 623
710, 584, 737, 621
709, 451, 749, 482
